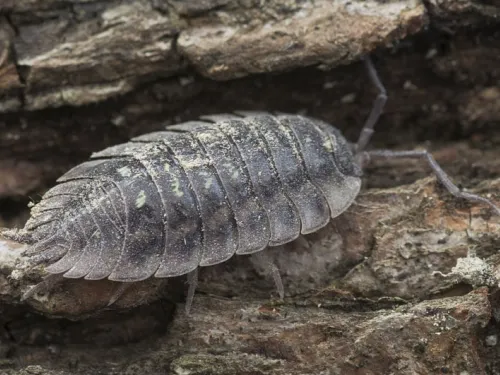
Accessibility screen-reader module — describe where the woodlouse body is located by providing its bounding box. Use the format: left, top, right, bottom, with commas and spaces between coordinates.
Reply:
9, 57, 497, 309
21, 113, 362, 283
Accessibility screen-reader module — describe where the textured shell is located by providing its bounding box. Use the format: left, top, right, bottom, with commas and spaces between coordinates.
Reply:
22, 112, 362, 282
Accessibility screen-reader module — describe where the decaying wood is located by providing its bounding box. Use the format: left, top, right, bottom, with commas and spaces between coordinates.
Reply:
1, 164, 499, 374
0, 0, 499, 374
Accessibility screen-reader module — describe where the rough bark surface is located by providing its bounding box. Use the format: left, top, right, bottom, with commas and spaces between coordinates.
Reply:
0, 0, 500, 374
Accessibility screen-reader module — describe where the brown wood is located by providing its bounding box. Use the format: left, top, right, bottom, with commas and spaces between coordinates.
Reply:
0, 1, 499, 374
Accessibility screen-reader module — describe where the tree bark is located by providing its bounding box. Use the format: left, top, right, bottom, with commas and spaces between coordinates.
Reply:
0, 0, 499, 374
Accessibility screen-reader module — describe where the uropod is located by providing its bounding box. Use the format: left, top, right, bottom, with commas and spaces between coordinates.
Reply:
4, 57, 499, 313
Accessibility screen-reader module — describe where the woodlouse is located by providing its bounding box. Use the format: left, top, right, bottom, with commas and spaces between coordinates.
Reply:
4, 58, 499, 312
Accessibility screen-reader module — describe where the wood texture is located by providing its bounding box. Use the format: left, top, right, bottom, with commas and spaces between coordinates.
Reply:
0, 0, 499, 374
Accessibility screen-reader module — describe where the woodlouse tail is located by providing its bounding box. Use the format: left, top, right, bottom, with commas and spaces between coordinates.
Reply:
25, 235, 69, 264
1, 227, 34, 244
21, 274, 64, 301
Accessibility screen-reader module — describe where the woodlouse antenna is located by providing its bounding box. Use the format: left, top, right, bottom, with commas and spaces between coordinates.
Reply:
355, 56, 388, 155
366, 149, 500, 216
358, 58, 499, 216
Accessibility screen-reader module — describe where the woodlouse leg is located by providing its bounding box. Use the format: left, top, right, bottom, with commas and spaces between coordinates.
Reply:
185, 268, 198, 315
21, 274, 64, 301
294, 235, 311, 249
366, 149, 500, 215
253, 251, 285, 299
107, 282, 131, 306
269, 262, 285, 300
355, 56, 388, 154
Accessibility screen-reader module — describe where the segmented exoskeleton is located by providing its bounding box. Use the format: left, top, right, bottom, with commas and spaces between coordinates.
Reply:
5, 57, 499, 312
23, 112, 362, 282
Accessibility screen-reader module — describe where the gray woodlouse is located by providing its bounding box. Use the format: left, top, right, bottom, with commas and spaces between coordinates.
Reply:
4, 57, 500, 313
